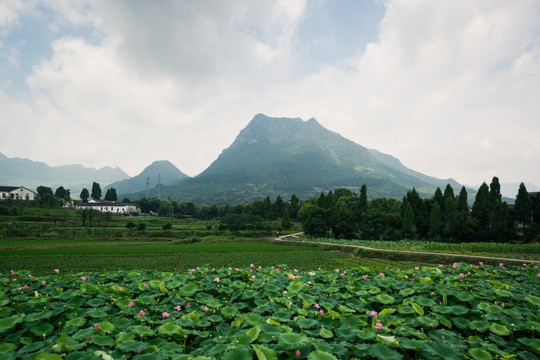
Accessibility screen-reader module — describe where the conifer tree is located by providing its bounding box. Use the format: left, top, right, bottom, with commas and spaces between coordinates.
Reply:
428, 202, 443, 239
514, 182, 532, 227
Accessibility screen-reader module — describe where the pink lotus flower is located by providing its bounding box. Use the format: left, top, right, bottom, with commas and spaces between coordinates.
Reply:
54, 269, 59, 273
11, 272, 15, 276
137, 310, 146, 316
319, 309, 324, 315
500, 263, 504, 267
250, 263, 254, 268
379, 272, 385, 278
204, 306, 209, 312
128, 301, 135, 307
452, 263, 458, 268
81, 276, 86, 281
22, 284, 29, 289
186, 302, 191, 308
138, 348, 142, 354
296, 349, 301, 357
362, 274, 368, 280
11, 278, 16, 282
118, 287, 123, 291
439, 264, 443, 268
374, 322, 383, 330
276, 268, 280, 272
214, 277, 220, 283
94, 325, 99, 331
479, 262, 483, 265
162, 312, 170, 317
175, 305, 182, 311
258, 266, 262, 269
41, 280, 46, 285
307, 281, 312, 285
459, 273, 465, 278
143, 283, 148, 288
415, 267, 420, 270
370, 310, 378, 317
29, 275, 33, 280
314, 303, 320, 309
252, 275, 256, 279
283, 290, 288, 294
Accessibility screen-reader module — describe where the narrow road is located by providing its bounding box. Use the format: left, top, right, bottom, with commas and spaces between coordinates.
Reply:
272, 233, 536, 265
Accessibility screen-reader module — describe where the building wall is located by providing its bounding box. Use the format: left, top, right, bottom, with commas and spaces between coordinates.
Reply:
0, 187, 37, 201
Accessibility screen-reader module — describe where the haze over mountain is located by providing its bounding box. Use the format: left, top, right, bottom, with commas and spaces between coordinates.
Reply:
106, 160, 189, 197
0, 152, 128, 194
126, 114, 464, 203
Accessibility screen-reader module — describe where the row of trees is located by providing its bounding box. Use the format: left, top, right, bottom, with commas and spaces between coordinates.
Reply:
134, 194, 301, 230
79, 182, 118, 203
298, 177, 540, 243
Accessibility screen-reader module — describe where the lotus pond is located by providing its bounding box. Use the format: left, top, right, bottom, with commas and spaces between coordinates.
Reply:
1, 262, 539, 360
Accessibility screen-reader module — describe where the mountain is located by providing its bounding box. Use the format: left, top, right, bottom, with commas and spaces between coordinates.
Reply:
0, 152, 129, 194
105, 160, 189, 197
127, 114, 462, 203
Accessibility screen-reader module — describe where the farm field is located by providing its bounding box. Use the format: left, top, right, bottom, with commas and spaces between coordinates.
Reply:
1, 263, 538, 359
0, 240, 422, 275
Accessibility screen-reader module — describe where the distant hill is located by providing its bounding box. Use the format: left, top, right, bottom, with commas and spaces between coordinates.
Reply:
0, 152, 128, 194
105, 160, 189, 197
126, 114, 464, 203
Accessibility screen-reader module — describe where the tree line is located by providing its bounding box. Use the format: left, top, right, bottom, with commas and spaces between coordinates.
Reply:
298, 177, 539, 243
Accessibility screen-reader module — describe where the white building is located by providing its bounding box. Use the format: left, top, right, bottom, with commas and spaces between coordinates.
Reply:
77, 199, 138, 214
0, 186, 37, 201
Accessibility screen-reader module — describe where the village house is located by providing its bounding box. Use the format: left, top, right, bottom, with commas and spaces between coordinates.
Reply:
0, 186, 37, 201
77, 199, 138, 214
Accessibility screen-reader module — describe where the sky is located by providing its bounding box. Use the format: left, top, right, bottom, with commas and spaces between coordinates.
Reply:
1, 0, 540, 193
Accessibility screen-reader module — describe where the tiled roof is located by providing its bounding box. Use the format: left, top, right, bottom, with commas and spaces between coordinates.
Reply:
0, 186, 21, 192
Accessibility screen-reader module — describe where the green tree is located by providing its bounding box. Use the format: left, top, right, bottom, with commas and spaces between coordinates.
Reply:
402, 201, 417, 239
471, 182, 492, 241
443, 195, 458, 240
457, 186, 469, 213
104, 188, 117, 201
514, 182, 532, 228
157, 200, 173, 217
358, 184, 368, 217
289, 194, 300, 219
428, 202, 443, 240
273, 195, 285, 220
489, 176, 502, 202
91, 182, 102, 200
299, 202, 328, 237
36, 186, 57, 208
433, 187, 444, 212
281, 208, 292, 230
80, 188, 90, 203
55, 186, 70, 201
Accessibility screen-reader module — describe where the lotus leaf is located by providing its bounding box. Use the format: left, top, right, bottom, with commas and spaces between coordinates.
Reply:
0, 315, 24, 333
307, 350, 338, 360
469, 348, 492, 360
469, 320, 490, 332
36, 354, 63, 360
178, 283, 198, 297
367, 343, 403, 360
30, 322, 54, 337
278, 333, 311, 350
252, 344, 278, 360
376, 294, 395, 304
90, 335, 114, 347
319, 327, 333, 339
63, 338, 85, 351
411, 303, 424, 316
377, 334, 400, 348
488, 323, 510, 336
221, 347, 253, 360
524, 294, 540, 307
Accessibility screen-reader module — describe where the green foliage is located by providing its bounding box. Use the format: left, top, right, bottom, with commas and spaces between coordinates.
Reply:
0, 263, 538, 359
104, 187, 117, 201
79, 188, 89, 203
91, 181, 102, 200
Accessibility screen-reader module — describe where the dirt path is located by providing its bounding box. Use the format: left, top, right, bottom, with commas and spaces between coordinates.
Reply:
272, 233, 536, 265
